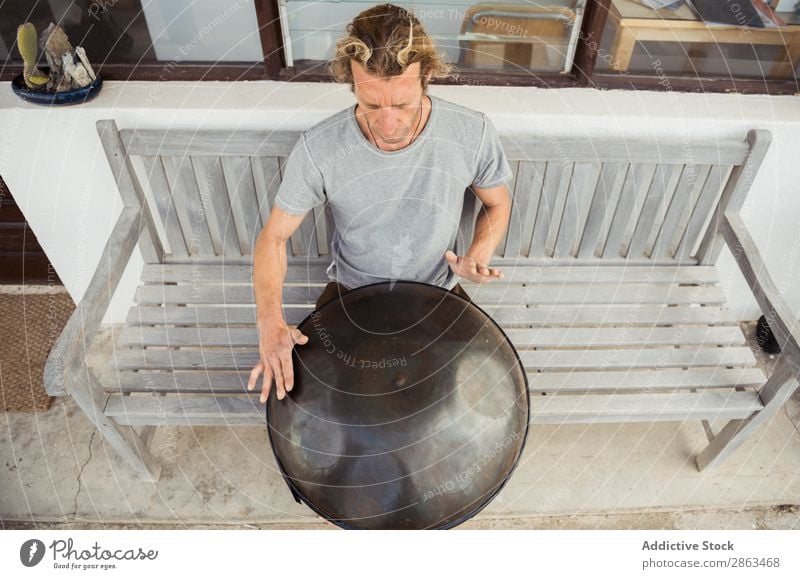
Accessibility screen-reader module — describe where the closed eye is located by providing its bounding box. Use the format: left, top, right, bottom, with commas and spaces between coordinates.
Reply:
364, 103, 414, 110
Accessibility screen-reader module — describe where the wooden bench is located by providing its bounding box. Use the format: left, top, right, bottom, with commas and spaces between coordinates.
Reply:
44, 120, 800, 483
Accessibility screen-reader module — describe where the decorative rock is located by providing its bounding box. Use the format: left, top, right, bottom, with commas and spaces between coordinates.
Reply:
75, 47, 97, 82
41, 23, 74, 91
62, 52, 93, 88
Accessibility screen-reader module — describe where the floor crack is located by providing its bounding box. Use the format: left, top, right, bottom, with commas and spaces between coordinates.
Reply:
71, 431, 96, 519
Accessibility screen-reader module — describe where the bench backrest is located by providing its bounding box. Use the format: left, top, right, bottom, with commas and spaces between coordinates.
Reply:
97, 120, 769, 267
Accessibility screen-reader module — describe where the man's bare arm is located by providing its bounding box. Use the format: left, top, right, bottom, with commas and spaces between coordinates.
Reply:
445, 183, 511, 282
467, 183, 512, 264
253, 206, 307, 324
249, 205, 311, 403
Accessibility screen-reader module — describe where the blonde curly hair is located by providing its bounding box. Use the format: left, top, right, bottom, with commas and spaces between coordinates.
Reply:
329, 4, 452, 90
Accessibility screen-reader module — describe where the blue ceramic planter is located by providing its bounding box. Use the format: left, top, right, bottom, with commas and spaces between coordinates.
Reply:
12, 67, 103, 105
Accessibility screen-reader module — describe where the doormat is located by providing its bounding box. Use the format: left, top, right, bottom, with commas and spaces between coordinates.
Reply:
0, 290, 75, 412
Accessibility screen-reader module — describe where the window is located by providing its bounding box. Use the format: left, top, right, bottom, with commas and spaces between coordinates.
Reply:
1, 0, 797, 93
283, 0, 585, 74
1, 1, 267, 63
0, 0, 278, 79
594, 0, 800, 81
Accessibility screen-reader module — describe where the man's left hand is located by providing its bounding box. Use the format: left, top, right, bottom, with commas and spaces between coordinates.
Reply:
444, 250, 503, 284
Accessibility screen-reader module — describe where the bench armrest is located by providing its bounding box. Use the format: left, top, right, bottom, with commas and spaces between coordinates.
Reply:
721, 209, 800, 373
44, 206, 143, 396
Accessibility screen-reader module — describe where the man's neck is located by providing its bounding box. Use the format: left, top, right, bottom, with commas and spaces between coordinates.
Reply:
355, 95, 432, 152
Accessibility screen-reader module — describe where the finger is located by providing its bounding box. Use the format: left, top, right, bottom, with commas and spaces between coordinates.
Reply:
259, 365, 274, 404
247, 361, 263, 392
444, 249, 458, 264
292, 328, 309, 345
281, 355, 295, 393
445, 253, 459, 273
270, 357, 286, 400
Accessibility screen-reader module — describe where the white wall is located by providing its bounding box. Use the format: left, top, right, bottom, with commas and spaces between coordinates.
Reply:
1, 80, 799, 325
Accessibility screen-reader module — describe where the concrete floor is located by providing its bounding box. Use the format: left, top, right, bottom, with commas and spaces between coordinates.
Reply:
2, 320, 799, 530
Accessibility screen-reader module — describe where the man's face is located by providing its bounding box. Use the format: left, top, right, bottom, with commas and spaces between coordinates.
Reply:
351, 61, 429, 145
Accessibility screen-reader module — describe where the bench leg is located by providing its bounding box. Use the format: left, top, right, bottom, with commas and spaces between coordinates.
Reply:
696, 358, 799, 471
69, 368, 162, 482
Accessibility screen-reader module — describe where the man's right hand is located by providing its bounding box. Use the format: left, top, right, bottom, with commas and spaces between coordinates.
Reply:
248, 320, 309, 404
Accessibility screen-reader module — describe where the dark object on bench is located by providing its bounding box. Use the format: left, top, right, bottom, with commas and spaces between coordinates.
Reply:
756, 315, 782, 354
267, 281, 530, 529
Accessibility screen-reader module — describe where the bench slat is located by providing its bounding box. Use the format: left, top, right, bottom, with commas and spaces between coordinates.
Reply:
554, 162, 601, 258
126, 303, 740, 327
677, 165, 728, 260
103, 390, 762, 426
119, 129, 750, 164
527, 367, 764, 392
134, 283, 727, 306
627, 164, 683, 258
140, 263, 721, 284
250, 156, 281, 228
161, 155, 216, 256
190, 156, 242, 257
500, 137, 749, 165
604, 163, 657, 258
651, 164, 706, 258
503, 161, 545, 257
139, 156, 189, 257
121, 129, 300, 157
220, 155, 262, 255
577, 162, 628, 259
529, 391, 761, 423
117, 325, 746, 349
520, 347, 756, 370
110, 345, 757, 371
164, 255, 701, 266
107, 367, 765, 394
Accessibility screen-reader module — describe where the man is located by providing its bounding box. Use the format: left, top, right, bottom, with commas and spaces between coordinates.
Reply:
248, 3, 513, 405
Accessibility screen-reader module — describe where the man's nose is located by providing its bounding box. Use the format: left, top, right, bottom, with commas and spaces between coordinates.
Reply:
376, 110, 401, 133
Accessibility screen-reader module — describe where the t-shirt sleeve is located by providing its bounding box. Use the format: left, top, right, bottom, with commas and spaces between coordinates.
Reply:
472, 114, 513, 189
273, 133, 326, 215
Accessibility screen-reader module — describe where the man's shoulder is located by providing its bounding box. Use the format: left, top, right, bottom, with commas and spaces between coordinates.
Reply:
431, 95, 486, 125
301, 106, 354, 147
430, 95, 487, 141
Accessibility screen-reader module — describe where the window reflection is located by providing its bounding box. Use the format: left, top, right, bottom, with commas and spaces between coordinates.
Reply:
596, 0, 800, 80
1, 0, 263, 65
283, 0, 585, 74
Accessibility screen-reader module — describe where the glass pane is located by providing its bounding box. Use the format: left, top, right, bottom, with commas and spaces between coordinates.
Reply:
594, 0, 800, 81
1, 0, 263, 65
284, 0, 586, 74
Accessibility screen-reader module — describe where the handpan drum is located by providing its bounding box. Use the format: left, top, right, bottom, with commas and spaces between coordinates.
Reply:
266, 281, 529, 530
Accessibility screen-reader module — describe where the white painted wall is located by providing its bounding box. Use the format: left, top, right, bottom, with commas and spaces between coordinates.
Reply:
1, 80, 799, 326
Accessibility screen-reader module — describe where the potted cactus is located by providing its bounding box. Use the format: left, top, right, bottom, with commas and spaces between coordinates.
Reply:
12, 22, 102, 105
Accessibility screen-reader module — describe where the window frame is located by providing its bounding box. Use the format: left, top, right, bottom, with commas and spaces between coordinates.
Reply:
0, 0, 796, 95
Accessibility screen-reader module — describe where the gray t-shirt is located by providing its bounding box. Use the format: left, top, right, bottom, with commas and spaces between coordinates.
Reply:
273, 94, 513, 290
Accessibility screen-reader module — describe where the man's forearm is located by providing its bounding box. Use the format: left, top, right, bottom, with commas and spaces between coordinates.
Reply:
253, 230, 288, 325
467, 201, 511, 264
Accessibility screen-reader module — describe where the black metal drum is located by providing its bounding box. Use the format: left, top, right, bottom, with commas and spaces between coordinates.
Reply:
266, 281, 529, 529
